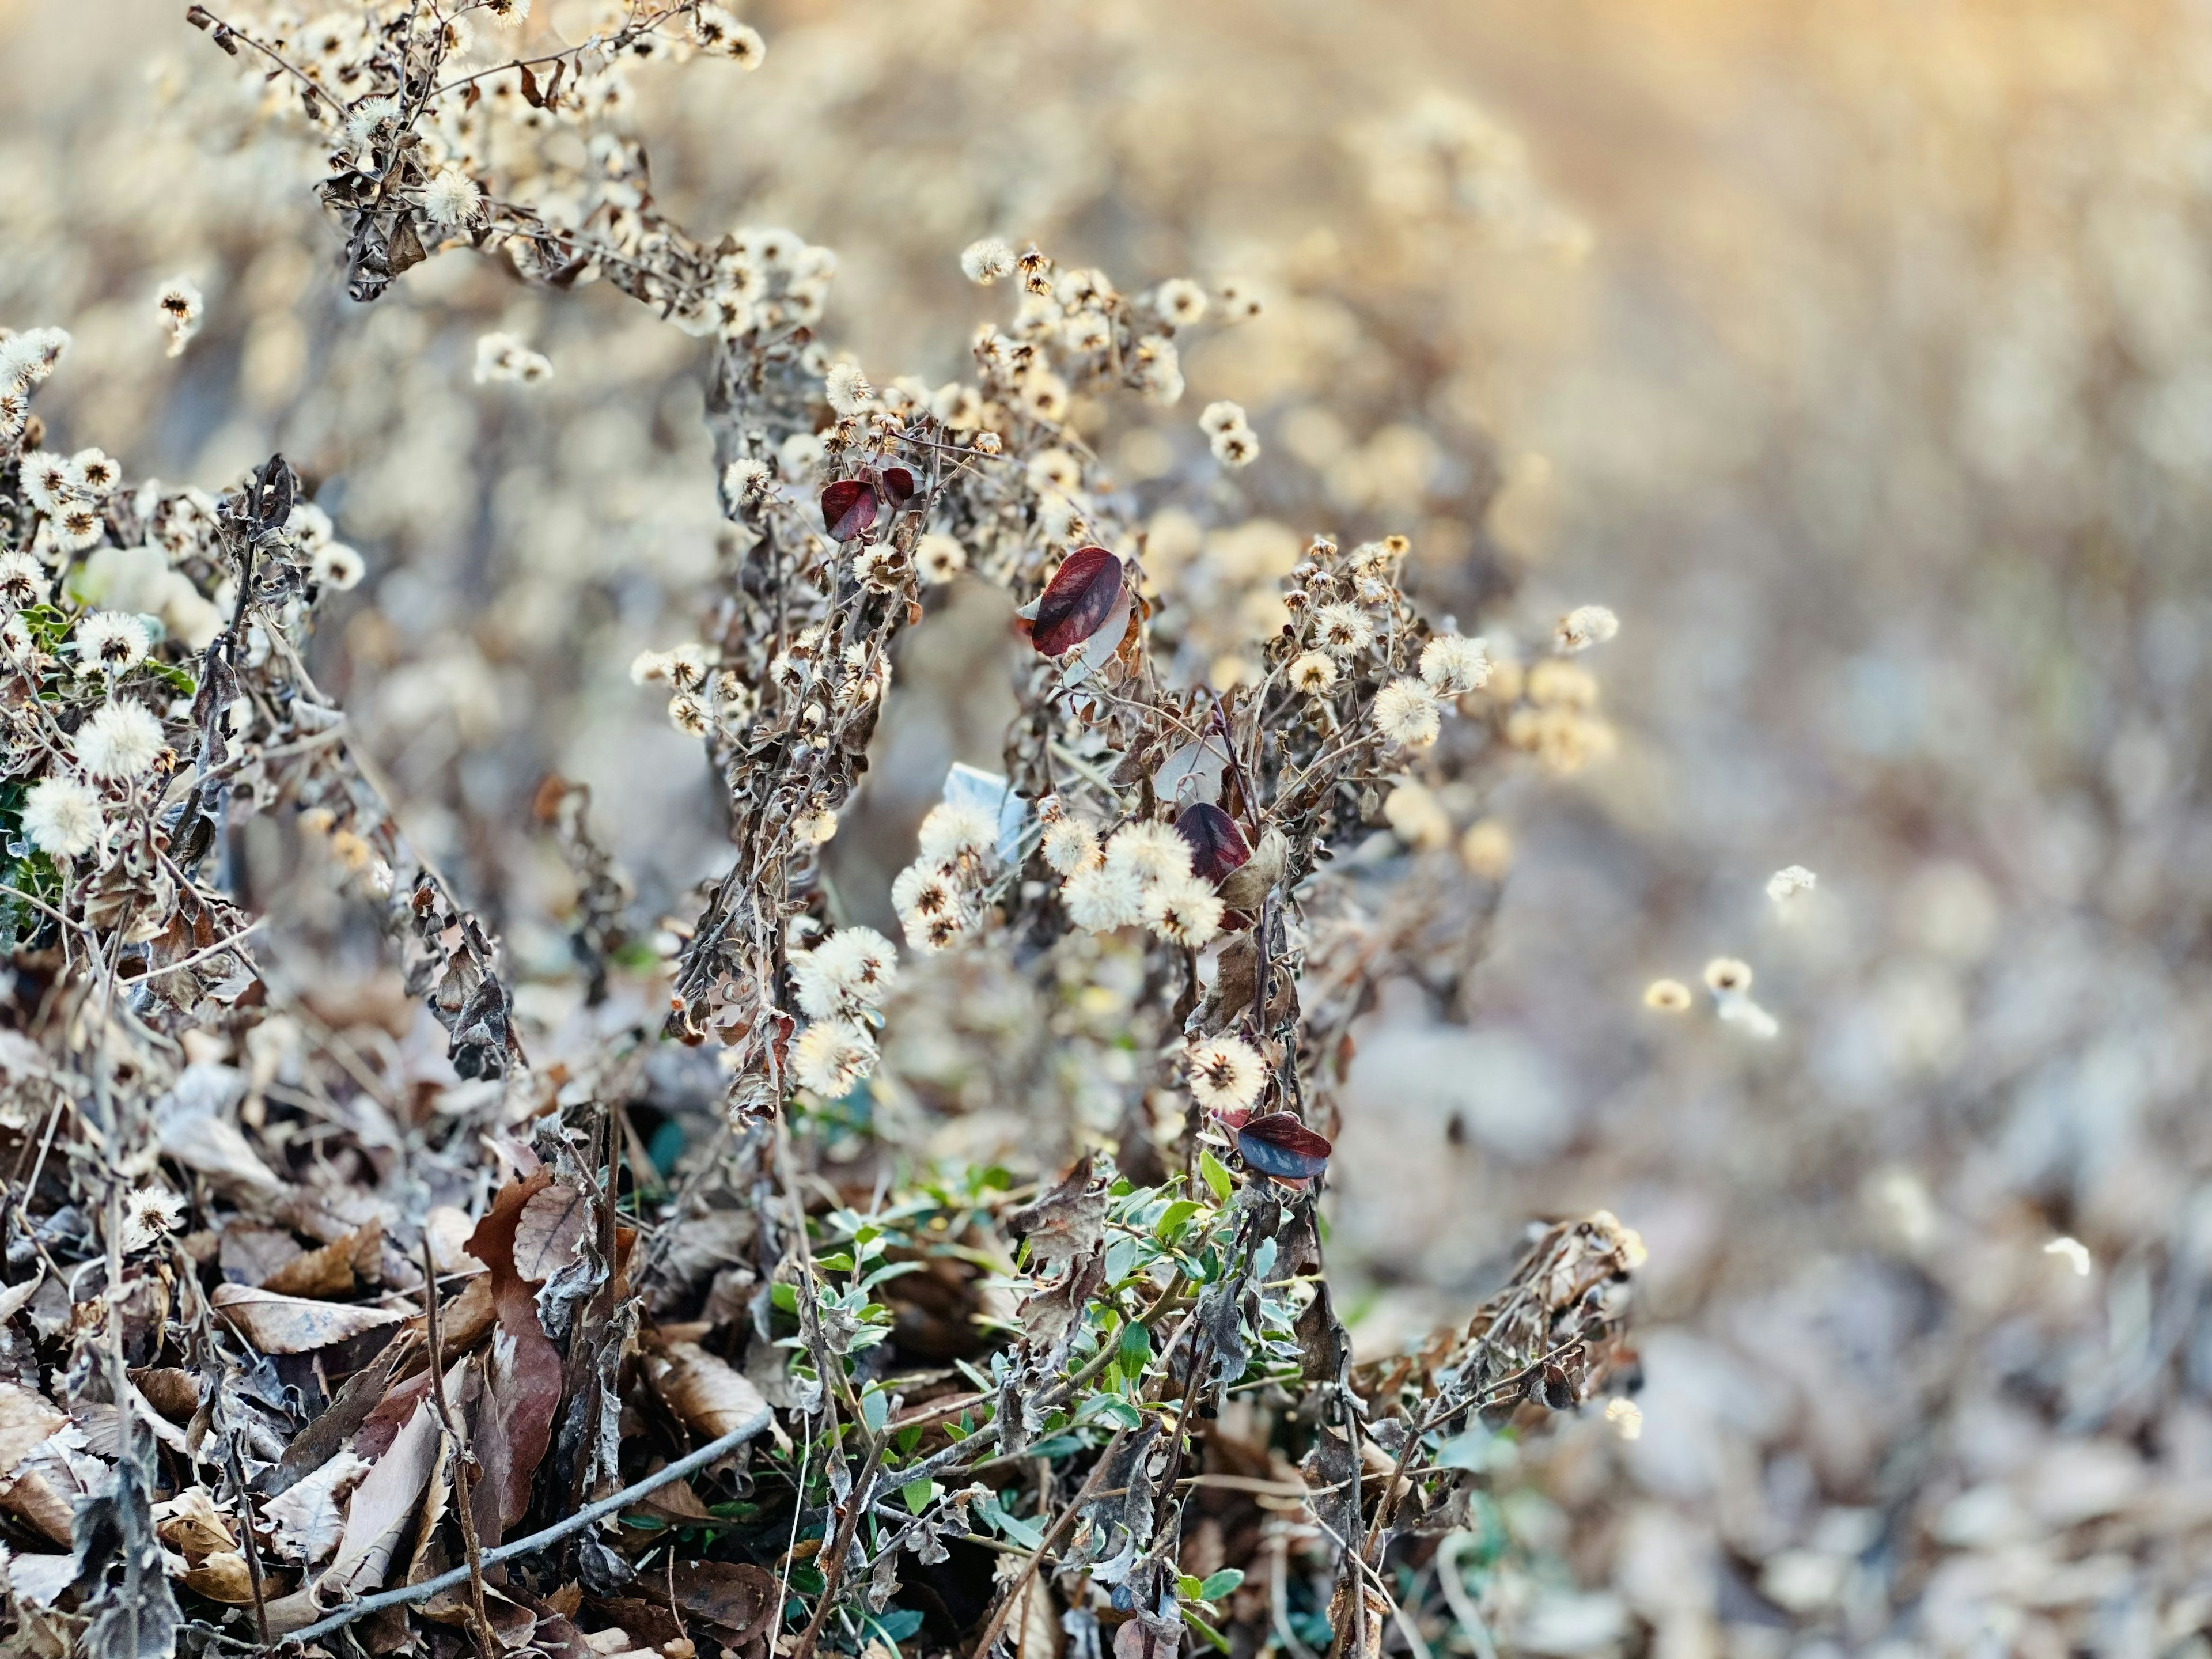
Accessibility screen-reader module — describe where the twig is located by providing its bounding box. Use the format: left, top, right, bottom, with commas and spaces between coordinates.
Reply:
785, 1431, 886, 1659
225, 1434, 272, 1649
276, 1406, 772, 1646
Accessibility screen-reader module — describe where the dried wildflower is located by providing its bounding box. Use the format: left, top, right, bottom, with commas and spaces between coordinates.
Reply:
1153, 278, 1208, 328
76, 611, 149, 672
791, 1018, 877, 1097
1142, 874, 1224, 948
423, 168, 483, 228
1287, 650, 1339, 694
118, 1186, 187, 1253
1702, 957, 1753, 995
1525, 659, 1597, 710
824, 362, 873, 414
1766, 864, 1817, 903
915, 533, 967, 584
1643, 978, 1693, 1012
1041, 816, 1100, 874
1186, 1034, 1266, 1114
961, 237, 1017, 285
0, 551, 41, 611
663, 642, 711, 691
1210, 426, 1261, 468
0, 325, 67, 391
1373, 679, 1442, 748
22, 775, 103, 857
723, 458, 772, 499
474, 332, 554, 385
1554, 603, 1620, 653
1199, 400, 1248, 438
2045, 1236, 2093, 1276
892, 861, 957, 919
52, 502, 105, 552
668, 694, 711, 736
155, 276, 203, 358
1105, 819, 1194, 885
78, 700, 165, 780
1420, 632, 1491, 696
1605, 1399, 1644, 1440
1313, 603, 1375, 657
313, 544, 365, 589
1214, 275, 1266, 320
917, 801, 997, 863
21, 450, 73, 514
1062, 860, 1142, 932
791, 926, 899, 1018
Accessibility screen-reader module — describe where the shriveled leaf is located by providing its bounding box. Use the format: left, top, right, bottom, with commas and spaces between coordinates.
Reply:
1234, 1113, 1333, 1183
210, 1283, 402, 1353
465, 1175, 566, 1533
180, 1551, 258, 1604
669, 1560, 780, 1641
820, 479, 878, 541
1008, 1152, 1105, 1275
0, 1270, 44, 1327
1174, 803, 1252, 884
262, 1218, 383, 1298
880, 465, 917, 506
152, 1487, 235, 1558
321, 1398, 439, 1599
263, 1449, 369, 1565
645, 1340, 772, 1442
1031, 546, 1124, 656
155, 1064, 281, 1193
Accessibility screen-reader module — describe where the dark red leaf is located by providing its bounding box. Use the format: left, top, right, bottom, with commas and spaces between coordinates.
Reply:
880, 466, 916, 507
1174, 802, 1251, 884
1031, 546, 1124, 656
1235, 1113, 1332, 1183
821, 479, 878, 541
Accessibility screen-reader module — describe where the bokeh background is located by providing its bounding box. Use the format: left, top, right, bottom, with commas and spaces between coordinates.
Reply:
3, 0, 2209, 1654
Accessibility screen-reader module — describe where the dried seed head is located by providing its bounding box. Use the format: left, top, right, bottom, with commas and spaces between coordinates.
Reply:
1143, 874, 1225, 948
1062, 860, 1143, 933
1702, 957, 1753, 995
423, 169, 483, 228
1313, 603, 1374, 658
1186, 1035, 1265, 1113
1041, 816, 1101, 875
1643, 978, 1693, 1013
78, 700, 165, 780
824, 361, 873, 415
1199, 400, 1247, 439
915, 534, 967, 585
961, 237, 1017, 285
791, 1018, 878, 1097
1152, 278, 1207, 328
1105, 820, 1193, 885
1419, 633, 1491, 697
1766, 865, 1817, 903
1287, 650, 1338, 695
1459, 819, 1512, 880
1554, 604, 1620, 653
76, 611, 150, 672
917, 802, 996, 863
1373, 680, 1442, 749
22, 775, 103, 857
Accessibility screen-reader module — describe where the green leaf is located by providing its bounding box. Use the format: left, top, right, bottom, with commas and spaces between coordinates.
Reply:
1180, 1608, 1231, 1653
1435, 1429, 1515, 1473
1197, 1570, 1245, 1603
1155, 1200, 1202, 1238
819, 1251, 857, 1273
1177, 1575, 1203, 1602
1103, 1234, 1138, 1286
895, 1425, 923, 1457
1199, 1149, 1233, 1204
770, 1282, 799, 1313
860, 1388, 890, 1433
1118, 1320, 1152, 1368
902, 1478, 935, 1514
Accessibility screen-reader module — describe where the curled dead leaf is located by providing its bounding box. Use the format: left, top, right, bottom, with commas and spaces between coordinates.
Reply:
645, 1340, 772, 1442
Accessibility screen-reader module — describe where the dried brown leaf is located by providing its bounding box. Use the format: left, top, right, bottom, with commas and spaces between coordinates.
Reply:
210, 1283, 403, 1353
645, 1341, 772, 1442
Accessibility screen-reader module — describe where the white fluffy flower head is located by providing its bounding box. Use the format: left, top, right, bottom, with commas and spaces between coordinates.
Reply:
22, 776, 103, 858
76, 611, 149, 673
1186, 1035, 1265, 1114
78, 701, 165, 780
1373, 680, 1442, 749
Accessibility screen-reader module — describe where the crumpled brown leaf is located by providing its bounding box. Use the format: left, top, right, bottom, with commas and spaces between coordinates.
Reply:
645, 1340, 772, 1442
319, 1397, 439, 1601
210, 1282, 402, 1353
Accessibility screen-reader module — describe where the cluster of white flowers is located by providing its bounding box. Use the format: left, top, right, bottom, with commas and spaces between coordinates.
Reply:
630, 639, 767, 741
787, 925, 899, 1099
18, 441, 121, 558
890, 801, 1003, 953
0, 325, 68, 445
474, 332, 553, 386
286, 502, 365, 590
1552, 603, 1620, 654
1056, 817, 1225, 950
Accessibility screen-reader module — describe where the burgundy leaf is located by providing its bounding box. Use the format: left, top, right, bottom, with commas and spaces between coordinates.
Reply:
880, 466, 916, 507
1174, 802, 1251, 884
821, 479, 878, 541
1031, 546, 1124, 656
1235, 1112, 1332, 1183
